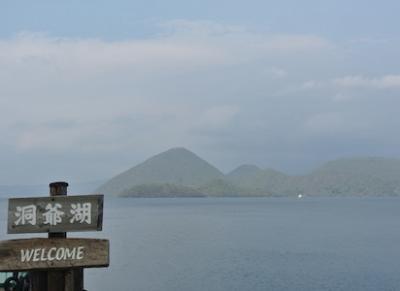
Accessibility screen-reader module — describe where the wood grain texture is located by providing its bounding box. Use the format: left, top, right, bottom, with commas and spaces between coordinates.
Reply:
7, 195, 103, 234
0, 238, 109, 271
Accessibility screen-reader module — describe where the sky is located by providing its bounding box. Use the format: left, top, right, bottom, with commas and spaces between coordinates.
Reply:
0, 0, 400, 185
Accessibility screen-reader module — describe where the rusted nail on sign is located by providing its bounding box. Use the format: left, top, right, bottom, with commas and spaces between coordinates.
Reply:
0, 238, 109, 271
8, 195, 103, 234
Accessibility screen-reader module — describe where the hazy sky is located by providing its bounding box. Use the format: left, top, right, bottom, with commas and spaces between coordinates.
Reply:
1, 1, 400, 184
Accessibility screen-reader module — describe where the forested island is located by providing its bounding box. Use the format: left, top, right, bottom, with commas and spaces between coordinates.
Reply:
96, 148, 400, 198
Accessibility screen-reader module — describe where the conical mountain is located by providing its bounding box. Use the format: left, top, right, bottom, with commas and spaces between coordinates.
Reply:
227, 164, 261, 179
97, 147, 224, 195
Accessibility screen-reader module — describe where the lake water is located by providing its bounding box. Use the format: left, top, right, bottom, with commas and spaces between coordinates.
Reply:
1, 197, 400, 291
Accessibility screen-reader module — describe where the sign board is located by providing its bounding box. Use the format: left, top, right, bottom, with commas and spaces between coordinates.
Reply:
8, 195, 103, 234
0, 238, 109, 271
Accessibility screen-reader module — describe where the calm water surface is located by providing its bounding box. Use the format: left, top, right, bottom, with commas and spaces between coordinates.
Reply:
1, 197, 400, 291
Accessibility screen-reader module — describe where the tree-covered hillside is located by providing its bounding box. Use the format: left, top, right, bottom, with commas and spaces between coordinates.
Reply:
97, 149, 400, 197
97, 147, 223, 195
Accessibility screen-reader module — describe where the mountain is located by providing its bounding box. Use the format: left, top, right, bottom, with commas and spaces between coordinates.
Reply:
303, 157, 400, 196
119, 183, 206, 198
98, 148, 400, 197
227, 158, 400, 196
227, 166, 292, 196
228, 164, 262, 179
97, 147, 224, 195
198, 178, 263, 197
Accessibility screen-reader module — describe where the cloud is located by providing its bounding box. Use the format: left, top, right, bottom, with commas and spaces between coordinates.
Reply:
159, 19, 247, 37
263, 67, 288, 78
0, 20, 398, 182
301, 74, 400, 103
303, 111, 370, 135
0, 22, 332, 125
195, 105, 239, 130
333, 75, 400, 89
0, 33, 229, 77
303, 74, 400, 91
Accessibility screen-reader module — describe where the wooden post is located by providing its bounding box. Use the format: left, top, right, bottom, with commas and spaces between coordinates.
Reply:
47, 182, 68, 291
30, 182, 68, 291
30, 271, 47, 291
29, 182, 83, 291
4, 181, 108, 291
49, 182, 68, 240
47, 182, 83, 291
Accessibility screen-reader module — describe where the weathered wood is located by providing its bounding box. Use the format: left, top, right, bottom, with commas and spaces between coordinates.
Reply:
49, 181, 68, 239
50, 181, 69, 196
47, 270, 65, 290
64, 268, 84, 290
0, 238, 109, 272
30, 271, 47, 291
32, 181, 70, 291
6, 181, 108, 291
7, 194, 104, 234
47, 181, 72, 291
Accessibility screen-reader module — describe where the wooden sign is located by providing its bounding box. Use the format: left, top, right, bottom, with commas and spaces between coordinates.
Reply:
8, 195, 103, 234
0, 238, 109, 271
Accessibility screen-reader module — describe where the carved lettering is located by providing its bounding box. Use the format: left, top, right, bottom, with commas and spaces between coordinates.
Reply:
48, 247, 56, 261
33, 248, 40, 262
19, 246, 85, 262
20, 249, 34, 262
77, 246, 84, 260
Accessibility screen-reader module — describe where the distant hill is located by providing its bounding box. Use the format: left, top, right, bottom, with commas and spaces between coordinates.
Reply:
227, 167, 295, 196
227, 157, 400, 196
198, 178, 264, 197
303, 157, 400, 196
98, 148, 400, 197
228, 164, 262, 179
97, 147, 224, 195
119, 183, 206, 198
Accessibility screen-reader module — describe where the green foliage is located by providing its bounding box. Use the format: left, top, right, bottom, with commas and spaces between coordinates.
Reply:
97, 147, 223, 195
98, 149, 400, 197
119, 183, 205, 197
198, 179, 267, 197
225, 157, 400, 196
